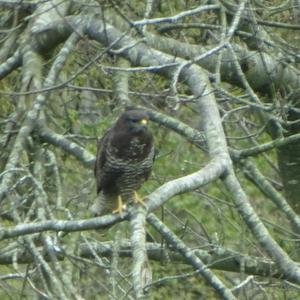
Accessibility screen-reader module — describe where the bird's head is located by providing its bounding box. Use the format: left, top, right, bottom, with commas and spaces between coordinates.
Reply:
117, 110, 150, 134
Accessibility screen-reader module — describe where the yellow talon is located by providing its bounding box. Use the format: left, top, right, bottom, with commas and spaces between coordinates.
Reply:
112, 196, 126, 216
134, 191, 147, 207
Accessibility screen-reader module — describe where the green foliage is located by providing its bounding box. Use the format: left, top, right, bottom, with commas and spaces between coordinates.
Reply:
1, 0, 300, 298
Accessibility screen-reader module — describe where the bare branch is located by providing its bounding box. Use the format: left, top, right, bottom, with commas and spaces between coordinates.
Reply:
147, 214, 236, 300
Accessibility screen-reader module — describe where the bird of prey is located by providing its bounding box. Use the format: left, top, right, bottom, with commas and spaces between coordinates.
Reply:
91, 109, 155, 216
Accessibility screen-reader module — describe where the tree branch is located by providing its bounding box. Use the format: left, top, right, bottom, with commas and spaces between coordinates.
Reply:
147, 214, 236, 300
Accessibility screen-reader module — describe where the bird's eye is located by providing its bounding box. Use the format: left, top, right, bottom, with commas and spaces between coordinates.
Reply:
127, 116, 148, 125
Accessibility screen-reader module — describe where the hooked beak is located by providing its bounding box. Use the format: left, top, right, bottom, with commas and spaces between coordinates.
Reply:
134, 118, 148, 133
140, 118, 148, 126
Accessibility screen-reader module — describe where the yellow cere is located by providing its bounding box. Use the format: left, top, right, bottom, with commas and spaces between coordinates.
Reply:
140, 119, 148, 125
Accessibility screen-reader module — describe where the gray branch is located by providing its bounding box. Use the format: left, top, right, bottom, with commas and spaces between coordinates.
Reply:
147, 214, 236, 300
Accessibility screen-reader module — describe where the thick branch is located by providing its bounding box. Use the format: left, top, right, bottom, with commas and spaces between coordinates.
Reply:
236, 133, 300, 158
1, 241, 283, 281
38, 125, 95, 169
0, 215, 123, 240
0, 32, 81, 202
130, 206, 151, 299
241, 159, 300, 232
223, 172, 300, 283
147, 214, 236, 300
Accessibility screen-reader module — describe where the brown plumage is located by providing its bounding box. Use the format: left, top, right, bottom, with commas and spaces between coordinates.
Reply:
91, 110, 155, 216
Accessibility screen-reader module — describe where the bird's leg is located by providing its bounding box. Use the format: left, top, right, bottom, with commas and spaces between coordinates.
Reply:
133, 191, 147, 207
112, 195, 126, 216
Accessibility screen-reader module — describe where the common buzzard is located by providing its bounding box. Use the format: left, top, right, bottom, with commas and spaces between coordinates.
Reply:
91, 109, 155, 216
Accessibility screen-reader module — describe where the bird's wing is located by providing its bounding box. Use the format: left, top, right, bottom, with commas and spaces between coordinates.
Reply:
94, 128, 111, 193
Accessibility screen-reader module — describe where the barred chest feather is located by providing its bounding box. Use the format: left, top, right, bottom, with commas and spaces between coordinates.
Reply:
106, 141, 155, 172
105, 141, 155, 194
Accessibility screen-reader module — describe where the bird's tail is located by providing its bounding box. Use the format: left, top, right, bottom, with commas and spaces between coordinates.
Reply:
90, 192, 118, 217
